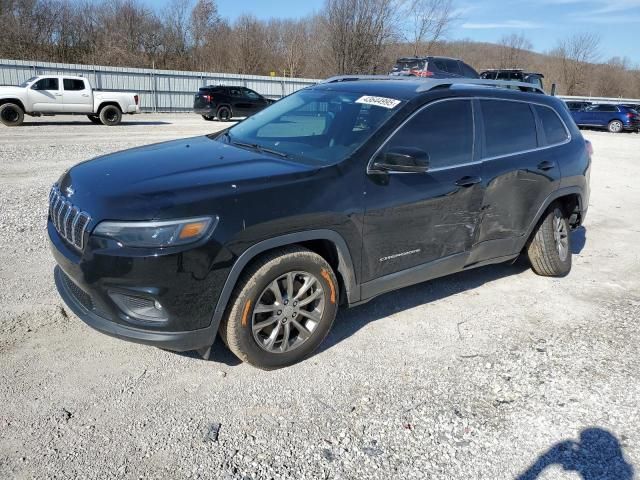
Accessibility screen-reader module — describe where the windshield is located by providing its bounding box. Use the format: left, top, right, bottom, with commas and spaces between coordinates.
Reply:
222, 89, 403, 165
392, 60, 426, 72
18, 77, 38, 88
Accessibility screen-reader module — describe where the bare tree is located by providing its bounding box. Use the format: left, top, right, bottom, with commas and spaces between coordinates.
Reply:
497, 33, 533, 68
233, 14, 268, 74
190, 0, 221, 70
404, 0, 455, 57
323, 0, 400, 75
553, 32, 600, 95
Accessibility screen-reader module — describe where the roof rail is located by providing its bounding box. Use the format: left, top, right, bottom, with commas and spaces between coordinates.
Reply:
321, 75, 545, 94
417, 78, 545, 94
322, 75, 413, 83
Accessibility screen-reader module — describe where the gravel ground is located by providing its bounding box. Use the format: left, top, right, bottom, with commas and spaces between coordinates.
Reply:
0, 114, 639, 480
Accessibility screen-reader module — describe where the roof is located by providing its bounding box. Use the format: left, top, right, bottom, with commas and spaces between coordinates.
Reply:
396, 56, 461, 62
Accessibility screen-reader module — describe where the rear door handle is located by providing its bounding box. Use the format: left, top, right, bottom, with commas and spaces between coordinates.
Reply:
455, 176, 482, 187
537, 161, 555, 171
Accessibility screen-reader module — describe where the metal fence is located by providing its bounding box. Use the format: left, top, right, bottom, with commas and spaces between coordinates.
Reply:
558, 95, 640, 105
0, 59, 320, 112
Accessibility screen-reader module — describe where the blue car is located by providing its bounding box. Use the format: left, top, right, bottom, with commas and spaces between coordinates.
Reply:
568, 103, 640, 133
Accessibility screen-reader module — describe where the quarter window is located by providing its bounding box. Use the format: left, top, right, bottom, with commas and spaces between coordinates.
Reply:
535, 105, 569, 146
63, 79, 86, 91
377, 99, 474, 170
481, 100, 537, 158
32, 78, 59, 91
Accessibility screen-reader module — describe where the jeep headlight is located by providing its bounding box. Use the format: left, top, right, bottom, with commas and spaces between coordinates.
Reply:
93, 216, 217, 248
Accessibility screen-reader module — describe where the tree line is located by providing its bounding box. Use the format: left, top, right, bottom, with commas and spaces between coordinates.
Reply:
1, 0, 639, 98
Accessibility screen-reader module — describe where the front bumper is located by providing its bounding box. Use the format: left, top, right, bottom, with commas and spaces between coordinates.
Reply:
55, 266, 215, 351
48, 219, 226, 351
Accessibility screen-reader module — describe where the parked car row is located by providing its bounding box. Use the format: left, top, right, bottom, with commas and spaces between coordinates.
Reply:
0, 75, 140, 126
565, 101, 640, 133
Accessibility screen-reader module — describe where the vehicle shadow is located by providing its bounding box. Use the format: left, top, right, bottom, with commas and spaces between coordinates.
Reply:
20, 120, 172, 126
572, 226, 587, 254
516, 427, 634, 479
318, 259, 530, 355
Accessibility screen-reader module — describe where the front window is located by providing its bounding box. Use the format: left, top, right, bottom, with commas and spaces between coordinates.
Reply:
221, 89, 403, 165
32, 78, 59, 91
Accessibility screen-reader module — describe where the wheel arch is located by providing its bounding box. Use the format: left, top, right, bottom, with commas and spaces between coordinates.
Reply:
0, 98, 26, 111
519, 187, 584, 252
209, 230, 359, 334
97, 101, 122, 113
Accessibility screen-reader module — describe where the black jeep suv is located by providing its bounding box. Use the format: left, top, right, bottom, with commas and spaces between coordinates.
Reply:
49, 77, 591, 369
194, 85, 273, 121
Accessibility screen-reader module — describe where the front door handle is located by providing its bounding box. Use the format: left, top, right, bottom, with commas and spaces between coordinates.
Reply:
537, 161, 555, 171
455, 176, 482, 187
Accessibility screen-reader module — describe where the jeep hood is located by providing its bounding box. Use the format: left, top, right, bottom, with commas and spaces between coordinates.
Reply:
58, 135, 320, 221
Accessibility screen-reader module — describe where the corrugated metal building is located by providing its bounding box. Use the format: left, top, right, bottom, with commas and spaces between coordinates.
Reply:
0, 59, 320, 112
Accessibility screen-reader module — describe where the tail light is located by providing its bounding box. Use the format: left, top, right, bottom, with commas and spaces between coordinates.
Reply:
134, 95, 139, 105
585, 139, 593, 157
203, 95, 211, 103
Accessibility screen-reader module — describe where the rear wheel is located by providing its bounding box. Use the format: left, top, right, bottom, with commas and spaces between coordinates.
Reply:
608, 120, 623, 133
99, 105, 122, 126
202, 115, 215, 121
527, 204, 572, 277
220, 247, 339, 369
0, 103, 24, 127
216, 106, 232, 122
87, 115, 102, 124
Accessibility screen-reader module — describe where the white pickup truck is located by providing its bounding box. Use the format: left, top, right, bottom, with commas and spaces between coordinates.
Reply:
0, 75, 140, 126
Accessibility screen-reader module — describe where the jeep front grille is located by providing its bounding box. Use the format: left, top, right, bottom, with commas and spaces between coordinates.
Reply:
49, 187, 91, 250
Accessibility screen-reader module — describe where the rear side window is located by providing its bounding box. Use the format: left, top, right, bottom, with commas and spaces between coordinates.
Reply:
592, 104, 618, 112
63, 79, 85, 91
432, 59, 447, 72
32, 78, 58, 91
481, 100, 537, 157
444, 59, 462, 75
461, 63, 478, 78
535, 105, 569, 146
379, 99, 473, 170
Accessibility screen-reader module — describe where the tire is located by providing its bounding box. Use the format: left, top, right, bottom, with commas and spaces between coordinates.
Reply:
216, 106, 232, 122
608, 120, 623, 133
527, 203, 572, 277
202, 115, 215, 121
220, 246, 339, 369
87, 115, 102, 124
99, 105, 122, 126
0, 103, 25, 127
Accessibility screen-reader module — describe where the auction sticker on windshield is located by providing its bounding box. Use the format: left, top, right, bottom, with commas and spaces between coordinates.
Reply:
355, 96, 401, 109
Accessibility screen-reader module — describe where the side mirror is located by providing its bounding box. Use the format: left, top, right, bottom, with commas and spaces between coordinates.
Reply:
373, 147, 430, 173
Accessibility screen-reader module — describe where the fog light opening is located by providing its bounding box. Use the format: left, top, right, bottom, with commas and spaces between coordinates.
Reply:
108, 291, 169, 323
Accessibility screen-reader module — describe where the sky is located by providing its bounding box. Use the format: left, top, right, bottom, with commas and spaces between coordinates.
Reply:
156, 0, 640, 65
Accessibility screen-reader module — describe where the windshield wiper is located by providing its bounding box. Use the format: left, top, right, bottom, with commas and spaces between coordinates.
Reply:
230, 140, 290, 159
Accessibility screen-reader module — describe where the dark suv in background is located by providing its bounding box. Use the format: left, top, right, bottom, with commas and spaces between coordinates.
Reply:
480, 69, 544, 91
49, 77, 591, 369
193, 85, 273, 121
390, 56, 479, 78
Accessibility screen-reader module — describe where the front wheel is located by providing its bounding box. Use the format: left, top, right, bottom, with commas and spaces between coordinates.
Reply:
220, 247, 339, 369
608, 120, 623, 133
202, 115, 215, 121
99, 105, 122, 126
527, 204, 572, 277
87, 115, 102, 124
0, 103, 25, 127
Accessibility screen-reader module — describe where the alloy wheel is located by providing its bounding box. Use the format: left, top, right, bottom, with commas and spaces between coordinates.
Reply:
553, 209, 569, 261
251, 271, 325, 353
